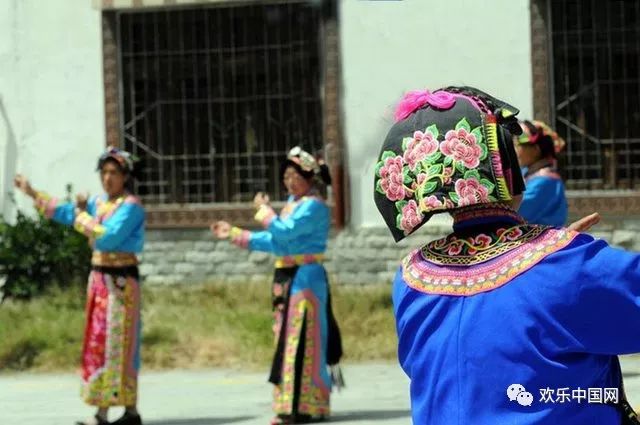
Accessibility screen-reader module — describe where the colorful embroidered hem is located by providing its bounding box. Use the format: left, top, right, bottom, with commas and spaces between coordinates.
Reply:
275, 254, 325, 269
403, 227, 578, 296
81, 270, 140, 407
273, 289, 331, 417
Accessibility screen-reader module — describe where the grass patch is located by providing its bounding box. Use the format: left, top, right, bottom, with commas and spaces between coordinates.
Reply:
0, 282, 397, 372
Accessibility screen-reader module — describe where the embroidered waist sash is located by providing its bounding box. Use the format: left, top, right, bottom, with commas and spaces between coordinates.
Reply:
91, 251, 139, 267
274, 253, 324, 269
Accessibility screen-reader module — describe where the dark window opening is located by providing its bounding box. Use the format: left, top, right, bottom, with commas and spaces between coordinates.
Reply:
117, 2, 325, 204
549, 0, 640, 190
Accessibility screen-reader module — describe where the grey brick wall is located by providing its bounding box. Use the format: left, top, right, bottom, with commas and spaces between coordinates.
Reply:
139, 220, 451, 286
139, 216, 640, 286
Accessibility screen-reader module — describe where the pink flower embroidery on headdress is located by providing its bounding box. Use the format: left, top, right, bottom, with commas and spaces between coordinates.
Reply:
421, 195, 453, 212
403, 130, 439, 171
399, 200, 422, 234
423, 195, 444, 210
440, 128, 483, 169
378, 156, 406, 201
455, 178, 490, 206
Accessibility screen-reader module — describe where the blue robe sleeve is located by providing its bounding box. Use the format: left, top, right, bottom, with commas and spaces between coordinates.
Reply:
519, 176, 567, 226
249, 231, 274, 253
51, 202, 76, 226
228, 226, 273, 253
263, 199, 326, 243
519, 177, 556, 223
562, 238, 640, 354
81, 202, 144, 251
35, 193, 98, 227
73, 199, 144, 251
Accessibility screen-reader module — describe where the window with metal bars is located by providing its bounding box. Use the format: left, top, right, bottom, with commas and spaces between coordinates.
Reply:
549, 0, 640, 190
117, 2, 325, 205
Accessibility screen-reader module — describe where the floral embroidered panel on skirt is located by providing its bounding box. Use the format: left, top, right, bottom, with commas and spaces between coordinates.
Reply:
81, 270, 141, 407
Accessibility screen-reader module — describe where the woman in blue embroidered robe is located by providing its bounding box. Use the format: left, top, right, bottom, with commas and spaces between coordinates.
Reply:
212, 147, 342, 425
514, 120, 568, 226
14, 147, 145, 425
374, 86, 636, 425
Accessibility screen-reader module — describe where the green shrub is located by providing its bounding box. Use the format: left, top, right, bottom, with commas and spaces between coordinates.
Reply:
0, 187, 92, 301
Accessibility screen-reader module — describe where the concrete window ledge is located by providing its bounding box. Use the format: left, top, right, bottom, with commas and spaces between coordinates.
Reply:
567, 191, 640, 217
146, 202, 337, 229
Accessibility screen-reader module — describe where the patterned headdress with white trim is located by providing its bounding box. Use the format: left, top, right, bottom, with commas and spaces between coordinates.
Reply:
97, 145, 137, 173
374, 86, 524, 242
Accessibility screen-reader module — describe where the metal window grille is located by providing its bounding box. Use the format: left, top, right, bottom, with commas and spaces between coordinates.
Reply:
549, 0, 640, 190
116, 2, 325, 204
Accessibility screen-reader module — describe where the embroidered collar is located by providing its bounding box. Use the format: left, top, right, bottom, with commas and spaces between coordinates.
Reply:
428, 205, 548, 266
403, 203, 578, 295
96, 193, 129, 223
280, 198, 303, 219
280, 195, 323, 219
403, 226, 578, 296
424, 224, 546, 265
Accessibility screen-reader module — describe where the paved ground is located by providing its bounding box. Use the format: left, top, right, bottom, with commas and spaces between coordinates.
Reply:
2, 358, 640, 425
0, 363, 410, 425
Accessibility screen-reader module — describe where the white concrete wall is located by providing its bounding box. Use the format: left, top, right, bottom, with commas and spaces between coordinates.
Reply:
0, 0, 105, 219
0, 0, 533, 229
340, 0, 533, 228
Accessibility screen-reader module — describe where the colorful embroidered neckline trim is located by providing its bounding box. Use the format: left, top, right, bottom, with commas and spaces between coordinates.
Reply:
280, 195, 323, 219
402, 227, 578, 296
96, 194, 138, 223
424, 224, 545, 266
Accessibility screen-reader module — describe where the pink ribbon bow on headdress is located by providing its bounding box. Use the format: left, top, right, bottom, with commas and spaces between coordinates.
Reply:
394, 89, 457, 122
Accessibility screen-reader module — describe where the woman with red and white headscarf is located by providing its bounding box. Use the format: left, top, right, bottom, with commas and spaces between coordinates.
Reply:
212, 147, 343, 425
514, 120, 568, 226
14, 146, 145, 425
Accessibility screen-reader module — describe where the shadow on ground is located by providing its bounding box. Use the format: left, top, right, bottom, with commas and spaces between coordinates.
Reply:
330, 409, 411, 422
147, 417, 255, 425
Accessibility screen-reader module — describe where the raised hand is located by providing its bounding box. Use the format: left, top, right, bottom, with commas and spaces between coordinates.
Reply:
567, 212, 601, 233
253, 192, 270, 209
13, 174, 36, 198
210, 220, 231, 239
75, 192, 89, 212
